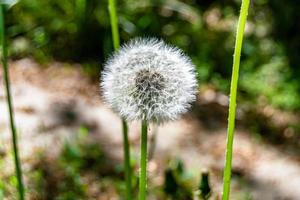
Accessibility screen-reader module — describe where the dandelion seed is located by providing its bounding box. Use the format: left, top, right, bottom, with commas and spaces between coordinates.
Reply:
101, 38, 197, 123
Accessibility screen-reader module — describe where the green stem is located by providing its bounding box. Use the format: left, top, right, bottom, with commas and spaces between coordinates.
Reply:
0, 5, 25, 200
139, 120, 148, 200
122, 119, 132, 200
222, 1, 250, 200
108, 0, 120, 49
107, 1, 132, 199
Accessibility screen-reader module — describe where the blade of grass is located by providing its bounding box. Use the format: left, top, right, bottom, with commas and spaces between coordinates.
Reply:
0, 4, 25, 200
107, 1, 132, 199
222, 0, 250, 199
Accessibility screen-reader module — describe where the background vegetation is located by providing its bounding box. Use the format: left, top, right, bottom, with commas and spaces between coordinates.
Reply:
6, 0, 300, 110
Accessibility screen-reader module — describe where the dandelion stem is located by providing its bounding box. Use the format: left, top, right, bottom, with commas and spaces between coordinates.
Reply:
108, 1, 132, 199
0, 5, 25, 200
122, 119, 132, 200
222, 0, 250, 200
139, 119, 148, 200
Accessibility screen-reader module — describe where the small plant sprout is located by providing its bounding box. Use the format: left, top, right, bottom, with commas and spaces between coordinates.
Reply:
101, 38, 197, 199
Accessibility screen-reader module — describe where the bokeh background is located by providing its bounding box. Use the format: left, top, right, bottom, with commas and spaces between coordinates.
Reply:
1, 0, 300, 199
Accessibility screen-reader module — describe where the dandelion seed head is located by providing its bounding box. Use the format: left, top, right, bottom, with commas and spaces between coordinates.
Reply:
101, 38, 197, 123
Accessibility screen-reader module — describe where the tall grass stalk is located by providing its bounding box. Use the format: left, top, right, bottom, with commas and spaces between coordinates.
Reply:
222, 0, 250, 199
0, 4, 25, 200
139, 120, 148, 200
108, 0, 120, 49
107, 0, 132, 199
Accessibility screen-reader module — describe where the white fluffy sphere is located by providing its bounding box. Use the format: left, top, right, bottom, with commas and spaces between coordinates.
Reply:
101, 38, 197, 123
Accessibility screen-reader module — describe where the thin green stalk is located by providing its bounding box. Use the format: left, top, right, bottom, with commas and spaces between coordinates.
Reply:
107, 1, 132, 199
122, 119, 132, 200
222, 0, 250, 200
139, 120, 148, 200
108, 0, 120, 49
0, 5, 25, 200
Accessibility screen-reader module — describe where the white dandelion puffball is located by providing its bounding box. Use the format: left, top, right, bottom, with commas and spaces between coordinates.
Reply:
101, 38, 197, 123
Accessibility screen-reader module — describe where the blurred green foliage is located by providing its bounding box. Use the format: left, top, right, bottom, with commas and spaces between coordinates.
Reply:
0, 127, 207, 200
0, 152, 20, 199
5, 0, 300, 110
16, 128, 201, 200
197, 171, 211, 200
27, 128, 134, 200
163, 159, 193, 199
